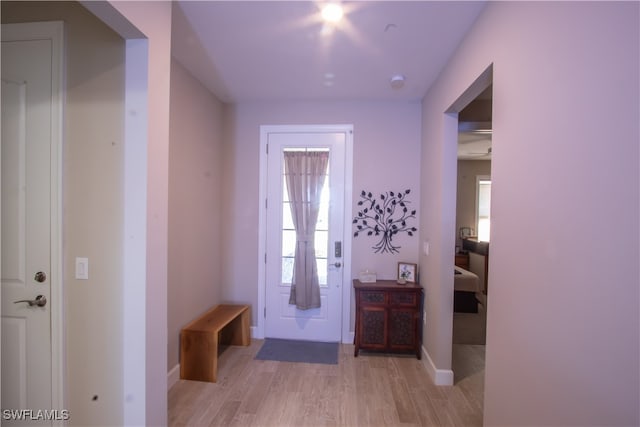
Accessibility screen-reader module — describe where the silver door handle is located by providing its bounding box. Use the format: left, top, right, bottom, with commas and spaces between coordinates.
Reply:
14, 295, 47, 307
333, 262, 342, 268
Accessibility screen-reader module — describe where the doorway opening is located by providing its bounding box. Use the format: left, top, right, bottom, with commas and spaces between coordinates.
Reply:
446, 66, 492, 387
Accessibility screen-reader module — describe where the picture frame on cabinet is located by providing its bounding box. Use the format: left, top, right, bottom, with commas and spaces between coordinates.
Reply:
397, 262, 417, 283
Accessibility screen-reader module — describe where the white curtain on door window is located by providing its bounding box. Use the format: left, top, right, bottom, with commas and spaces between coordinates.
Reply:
284, 151, 329, 310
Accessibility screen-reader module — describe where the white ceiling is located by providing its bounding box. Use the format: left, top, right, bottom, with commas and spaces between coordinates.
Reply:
171, 1, 487, 103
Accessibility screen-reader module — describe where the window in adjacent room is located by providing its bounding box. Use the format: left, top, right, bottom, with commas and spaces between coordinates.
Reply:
476, 176, 491, 242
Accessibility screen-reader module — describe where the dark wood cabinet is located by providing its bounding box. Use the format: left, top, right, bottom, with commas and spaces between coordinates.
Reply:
353, 279, 423, 359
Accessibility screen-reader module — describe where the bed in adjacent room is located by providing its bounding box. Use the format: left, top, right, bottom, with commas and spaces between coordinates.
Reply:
454, 266, 484, 312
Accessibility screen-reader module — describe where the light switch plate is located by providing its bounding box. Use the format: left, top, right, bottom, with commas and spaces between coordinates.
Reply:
75, 257, 89, 280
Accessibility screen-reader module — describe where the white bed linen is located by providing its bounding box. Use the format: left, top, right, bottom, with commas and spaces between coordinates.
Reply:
454, 266, 486, 307
454, 266, 479, 292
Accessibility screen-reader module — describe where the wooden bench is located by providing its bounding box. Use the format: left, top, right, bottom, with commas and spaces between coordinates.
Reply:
180, 304, 250, 383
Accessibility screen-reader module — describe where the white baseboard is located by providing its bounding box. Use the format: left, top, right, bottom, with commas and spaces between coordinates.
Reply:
169, 336, 444, 388
249, 326, 264, 340
421, 346, 454, 386
342, 331, 354, 344
251, 326, 353, 344
167, 363, 180, 390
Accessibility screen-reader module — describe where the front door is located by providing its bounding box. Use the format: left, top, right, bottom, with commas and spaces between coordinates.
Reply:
2, 22, 62, 423
264, 127, 349, 342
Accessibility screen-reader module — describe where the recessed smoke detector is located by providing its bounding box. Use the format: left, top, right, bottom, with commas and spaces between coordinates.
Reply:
323, 72, 335, 87
390, 75, 405, 89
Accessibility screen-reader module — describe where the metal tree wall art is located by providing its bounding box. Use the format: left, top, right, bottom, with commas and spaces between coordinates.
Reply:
353, 189, 417, 254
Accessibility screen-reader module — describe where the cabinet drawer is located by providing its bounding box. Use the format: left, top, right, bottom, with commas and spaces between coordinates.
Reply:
390, 292, 418, 306
360, 291, 386, 304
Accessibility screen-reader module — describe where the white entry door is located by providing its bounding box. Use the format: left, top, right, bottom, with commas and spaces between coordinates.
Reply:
264, 127, 350, 342
2, 22, 62, 424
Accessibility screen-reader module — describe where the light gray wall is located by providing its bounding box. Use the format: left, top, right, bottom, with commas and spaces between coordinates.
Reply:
167, 59, 225, 370
420, 1, 639, 425
2, 2, 126, 424
222, 101, 422, 328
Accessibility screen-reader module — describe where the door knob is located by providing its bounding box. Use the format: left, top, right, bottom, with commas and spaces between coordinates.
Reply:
34, 271, 46, 283
14, 295, 47, 307
333, 262, 342, 268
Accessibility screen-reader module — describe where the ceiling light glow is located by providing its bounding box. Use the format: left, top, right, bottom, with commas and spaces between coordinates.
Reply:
322, 3, 343, 24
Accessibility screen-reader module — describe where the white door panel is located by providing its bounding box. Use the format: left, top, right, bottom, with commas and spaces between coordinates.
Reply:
2, 81, 27, 289
1, 317, 27, 409
264, 130, 347, 342
2, 25, 59, 424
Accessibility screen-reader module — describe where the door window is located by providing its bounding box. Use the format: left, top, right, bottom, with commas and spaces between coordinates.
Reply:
281, 148, 330, 286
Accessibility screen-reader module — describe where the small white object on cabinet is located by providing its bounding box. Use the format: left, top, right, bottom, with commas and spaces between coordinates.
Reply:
358, 270, 377, 283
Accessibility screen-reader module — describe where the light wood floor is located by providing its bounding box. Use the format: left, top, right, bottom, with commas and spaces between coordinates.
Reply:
169, 340, 484, 426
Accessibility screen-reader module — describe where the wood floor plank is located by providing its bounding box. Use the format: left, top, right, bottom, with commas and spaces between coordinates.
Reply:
409, 387, 448, 426
169, 340, 484, 427
238, 371, 274, 415
208, 400, 241, 427
388, 366, 420, 424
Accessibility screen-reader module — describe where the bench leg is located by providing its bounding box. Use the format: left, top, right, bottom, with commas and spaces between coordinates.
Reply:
219, 309, 251, 346
210, 339, 218, 382
180, 331, 219, 382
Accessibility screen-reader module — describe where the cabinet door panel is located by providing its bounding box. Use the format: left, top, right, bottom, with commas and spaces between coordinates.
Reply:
360, 308, 386, 347
389, 309, 416, 348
